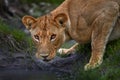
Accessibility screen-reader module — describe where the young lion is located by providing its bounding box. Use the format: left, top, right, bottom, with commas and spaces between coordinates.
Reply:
22, 0, 120, 70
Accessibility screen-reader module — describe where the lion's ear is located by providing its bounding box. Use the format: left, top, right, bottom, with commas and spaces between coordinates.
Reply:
22, 15, 36, 30
54, 13, 68, 27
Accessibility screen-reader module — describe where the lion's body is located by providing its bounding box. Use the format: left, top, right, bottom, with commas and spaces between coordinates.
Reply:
52, 0, 120, 42
22, 0, 120, 70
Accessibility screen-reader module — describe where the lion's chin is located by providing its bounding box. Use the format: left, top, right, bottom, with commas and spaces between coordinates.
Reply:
38, 56, 54, 62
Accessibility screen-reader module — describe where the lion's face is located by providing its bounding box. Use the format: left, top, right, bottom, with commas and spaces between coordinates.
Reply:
22, 14, 68, 61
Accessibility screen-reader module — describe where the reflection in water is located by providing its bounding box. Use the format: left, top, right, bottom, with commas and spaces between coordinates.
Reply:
0, 70, 57, 80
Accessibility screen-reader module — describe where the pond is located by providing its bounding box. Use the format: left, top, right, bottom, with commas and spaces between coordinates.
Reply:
0, 70, 57, 80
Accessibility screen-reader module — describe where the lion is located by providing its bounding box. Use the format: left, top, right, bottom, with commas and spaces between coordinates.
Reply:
22, 0, 120, 70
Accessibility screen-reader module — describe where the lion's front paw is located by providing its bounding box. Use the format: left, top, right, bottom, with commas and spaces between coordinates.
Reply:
57, 48, 64, 55
57, 48, 75, 55
84, 59, 103, 71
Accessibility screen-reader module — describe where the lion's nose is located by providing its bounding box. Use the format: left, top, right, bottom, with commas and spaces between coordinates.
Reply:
40, 53, 49, 59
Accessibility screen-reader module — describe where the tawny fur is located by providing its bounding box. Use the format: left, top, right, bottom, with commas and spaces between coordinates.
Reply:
22, 0, 120, 70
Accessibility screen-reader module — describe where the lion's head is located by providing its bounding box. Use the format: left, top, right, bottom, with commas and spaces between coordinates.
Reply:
22, 13, 69, 61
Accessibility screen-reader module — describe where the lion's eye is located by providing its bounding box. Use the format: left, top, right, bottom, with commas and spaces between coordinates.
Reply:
50, 34, 56, 41
34, 35, 39, 41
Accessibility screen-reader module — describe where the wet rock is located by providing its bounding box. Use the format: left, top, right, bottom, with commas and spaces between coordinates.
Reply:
33, 53, 82, 73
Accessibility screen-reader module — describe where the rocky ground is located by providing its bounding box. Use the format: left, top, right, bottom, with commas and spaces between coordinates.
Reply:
0, 44, 84, 80
0, 2, 82, 80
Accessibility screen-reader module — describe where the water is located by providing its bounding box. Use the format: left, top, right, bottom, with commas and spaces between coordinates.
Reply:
0, 70, 57, 80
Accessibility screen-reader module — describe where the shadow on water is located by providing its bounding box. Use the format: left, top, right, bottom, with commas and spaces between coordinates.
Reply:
0, 70, 57, 80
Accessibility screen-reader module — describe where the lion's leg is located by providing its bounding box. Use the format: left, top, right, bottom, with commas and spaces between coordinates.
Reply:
58, 43, 79, 55
84, 3, 119, 70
